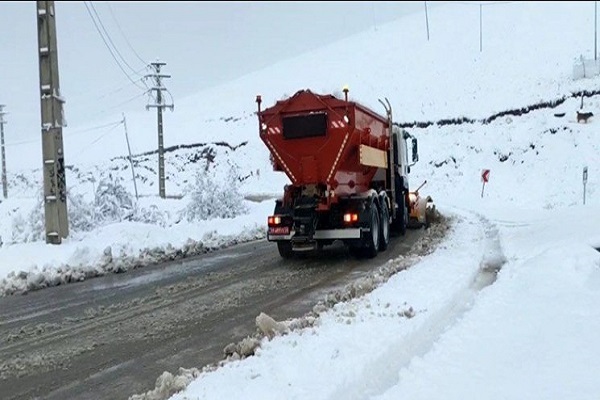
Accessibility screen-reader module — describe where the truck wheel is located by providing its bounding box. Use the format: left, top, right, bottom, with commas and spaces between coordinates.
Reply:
379, 201, 390, 251
277, 241, 294, 259
364, 206, 380, 258
392, 196, 408, 236
400, 202, 408, 236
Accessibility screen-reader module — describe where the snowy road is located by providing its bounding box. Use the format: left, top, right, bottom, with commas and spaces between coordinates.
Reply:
0, 228, 433, 400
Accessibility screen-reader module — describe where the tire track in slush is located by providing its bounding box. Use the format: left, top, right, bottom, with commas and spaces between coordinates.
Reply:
0, 254, 309, 380
328, 212, 506, 400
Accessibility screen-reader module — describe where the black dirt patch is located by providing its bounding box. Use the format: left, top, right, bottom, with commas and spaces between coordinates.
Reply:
395, 88, 600, 129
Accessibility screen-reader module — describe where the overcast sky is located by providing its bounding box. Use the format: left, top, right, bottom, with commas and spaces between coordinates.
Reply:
0, 1, 425, 160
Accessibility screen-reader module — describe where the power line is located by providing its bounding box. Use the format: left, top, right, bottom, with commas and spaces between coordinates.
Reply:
102, 90, 151, 114
71, 121, 124, 162
5, 120, 123, 147
67, 120, 123, 136
95, 76, 147, 100
83, 1, 146, 91
86, 123, 122, 147
69, 68, 148, 102
162, 88, 175, 106
105, 1, 148, 66
85, 89, 152, 122
87, 1, 143, 77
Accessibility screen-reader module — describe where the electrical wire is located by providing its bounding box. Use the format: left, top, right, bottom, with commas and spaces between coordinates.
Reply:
71, 121, 123, 162
88, 1, 143, 77
108, 90, 150, 112
164, 89, 175, 108
83, 1, 147, 91
83, 90, 150, 122
81, 3, 168, 121
95, 74, 147, 101
105, 1, 148, 66
4, 120, 123, 147
68, 72, 147, 104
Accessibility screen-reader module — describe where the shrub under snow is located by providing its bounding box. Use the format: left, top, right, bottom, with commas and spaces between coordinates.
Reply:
8, 174, 172, 243
68, 191, 97, 233
93, 174, 135, 224
10, 195, 44, 244
180, 166, 248, 222
7, 166, 250, 245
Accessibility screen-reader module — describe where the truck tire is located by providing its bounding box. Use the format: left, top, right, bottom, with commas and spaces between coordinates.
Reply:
400, 201, 408, 236
277, 241, 294, 259
379, 201, 390, 251
392, 195, 408, 236
364, 206, 380, 259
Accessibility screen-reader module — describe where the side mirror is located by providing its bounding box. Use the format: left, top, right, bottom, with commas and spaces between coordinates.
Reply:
411, 137, 419, 163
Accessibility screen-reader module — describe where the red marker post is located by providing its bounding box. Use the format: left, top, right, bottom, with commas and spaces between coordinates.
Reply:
481, 169, 490, 198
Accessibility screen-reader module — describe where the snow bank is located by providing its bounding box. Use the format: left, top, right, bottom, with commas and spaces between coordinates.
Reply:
163, 209, 487, 400
375, 207, 600, 400
0, 201, 272, 296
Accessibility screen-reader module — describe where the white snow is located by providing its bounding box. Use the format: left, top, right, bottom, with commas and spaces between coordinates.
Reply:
1, 1, 600, 399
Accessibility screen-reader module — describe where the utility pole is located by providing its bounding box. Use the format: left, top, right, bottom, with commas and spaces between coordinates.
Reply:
0, 105, 7, 199
479, 3, 483, 53
145, 60, 173, 199
122, 113, 138, 200
424, 1, 430, 41
36, 0, 69, 244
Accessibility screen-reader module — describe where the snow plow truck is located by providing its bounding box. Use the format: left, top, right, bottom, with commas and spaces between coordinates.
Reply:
256, 88, 433, 259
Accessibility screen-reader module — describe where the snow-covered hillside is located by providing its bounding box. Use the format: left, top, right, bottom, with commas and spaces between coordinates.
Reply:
1, 2, 600, 398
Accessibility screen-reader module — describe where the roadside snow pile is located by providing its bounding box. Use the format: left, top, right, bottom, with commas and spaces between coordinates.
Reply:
0, 224, 266, 297
0, 163, 263, 296
128, 214, 451, 400
129, 368, 203, 400
6, 166, 250, 246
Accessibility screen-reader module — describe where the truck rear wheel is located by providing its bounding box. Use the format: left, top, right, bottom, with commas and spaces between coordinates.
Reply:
400, 202, 408, 236
392, 196, 408, 236
379, 201, 390, 251
277, 241, 294, 259
364, 206, 380, 259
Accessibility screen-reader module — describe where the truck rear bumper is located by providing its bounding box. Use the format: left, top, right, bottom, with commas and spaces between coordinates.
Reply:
268, 228, 363, 241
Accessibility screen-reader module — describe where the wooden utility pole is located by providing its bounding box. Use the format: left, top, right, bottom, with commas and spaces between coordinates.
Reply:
122, 113, 139, 200
0, 105, 7, 199
36, 0, 69, 244
145, 60, 173, 199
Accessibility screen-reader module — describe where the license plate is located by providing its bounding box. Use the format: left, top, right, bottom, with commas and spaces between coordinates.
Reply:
269, 226, 290, 235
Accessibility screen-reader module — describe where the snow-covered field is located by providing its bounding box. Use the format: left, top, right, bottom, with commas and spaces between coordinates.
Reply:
2, 1, 600, 399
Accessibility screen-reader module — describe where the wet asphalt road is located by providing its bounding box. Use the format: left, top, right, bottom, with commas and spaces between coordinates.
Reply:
0, 230, 425, 400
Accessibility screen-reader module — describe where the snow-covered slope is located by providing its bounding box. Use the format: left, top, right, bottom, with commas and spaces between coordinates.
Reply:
5, 1, 599, 200
2, 2, 600, 397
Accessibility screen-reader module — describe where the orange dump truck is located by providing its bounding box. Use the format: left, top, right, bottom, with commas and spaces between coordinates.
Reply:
256, 88, 429, 259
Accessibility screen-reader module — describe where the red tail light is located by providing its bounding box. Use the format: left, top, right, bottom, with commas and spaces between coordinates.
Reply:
343, 213, 358, 223
268, 216, 282, 226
